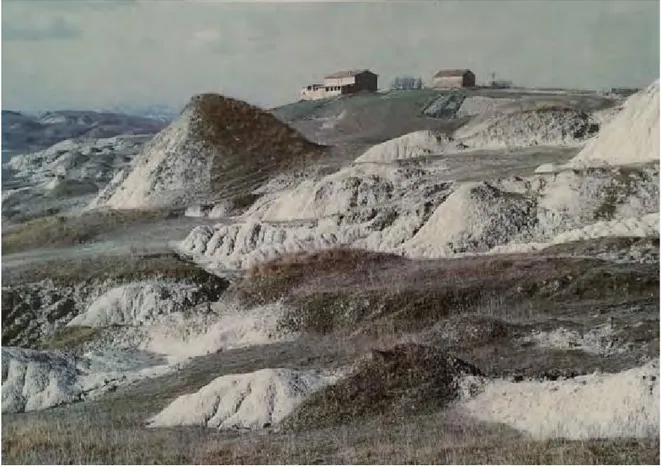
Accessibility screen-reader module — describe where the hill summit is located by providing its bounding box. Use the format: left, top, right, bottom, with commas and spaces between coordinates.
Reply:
92, 93, 323, 210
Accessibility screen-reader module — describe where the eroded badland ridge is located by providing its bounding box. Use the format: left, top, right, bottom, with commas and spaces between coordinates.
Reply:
2, 82, 659, 464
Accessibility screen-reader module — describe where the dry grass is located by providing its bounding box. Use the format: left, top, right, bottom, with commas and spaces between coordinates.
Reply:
3, 407, 657, 464
242, 251, 630, 300
231, 250, 659, 382
2, 252, 225, 287
236, 251, 658, 337
189, 93, 322, 158
228, 192, 262, 212
283, 343, 481, 430
1, 414, 195, 464
343, 438, 660, 465
185, 93, 327, 197
236, 248, 406, 309
1, 208, 177, 255
246, 247, 405, 279
543, 235, 659, 257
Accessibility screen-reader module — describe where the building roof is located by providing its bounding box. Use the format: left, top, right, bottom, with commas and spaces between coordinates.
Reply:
324, 69, 376, 79
433, 69, 473, 78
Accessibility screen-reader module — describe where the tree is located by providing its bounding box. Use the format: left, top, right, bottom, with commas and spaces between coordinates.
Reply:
390, 75, 423, 91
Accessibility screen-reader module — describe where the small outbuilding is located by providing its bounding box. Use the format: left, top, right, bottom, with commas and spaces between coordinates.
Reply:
431, 69, 476, 89
323, 69, 378, 95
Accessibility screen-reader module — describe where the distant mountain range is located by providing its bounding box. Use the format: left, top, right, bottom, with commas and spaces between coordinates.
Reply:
2, 109, 170, 153
99, 104, 182, 122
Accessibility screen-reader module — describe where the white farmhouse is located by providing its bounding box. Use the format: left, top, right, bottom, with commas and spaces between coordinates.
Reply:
300, 69, 378, 101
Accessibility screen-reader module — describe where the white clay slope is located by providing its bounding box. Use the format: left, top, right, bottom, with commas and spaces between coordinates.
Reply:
5, 135, 147, 182
2, 347, 82, 413
180, 163, 658, 270
454, 96, 517, 118
402, 181, 537, 257
355, 131, 455, 163
521, 323, 621, 356
459, 360, 659, 440
180, 221, 351, 271
566, 80, 659, 168
93, 110, 214, 209
550, 212, 659, 243
91, 94, 320, 210
2, 295, 297, 414
148, 368, 340, 429
354, 107, 602, 164
1, 347, 170, 413
179, 161, 658, 270
247, 162, 444, 223
531, 164, 659, 238
66, 280, 206, 328
489, 212, 660, 255
141, 301, 294, 363
455, 108, 599, 150
178, 161, 454, 269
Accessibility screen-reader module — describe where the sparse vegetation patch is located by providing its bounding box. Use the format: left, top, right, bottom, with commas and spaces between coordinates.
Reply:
283, 343, 481, 429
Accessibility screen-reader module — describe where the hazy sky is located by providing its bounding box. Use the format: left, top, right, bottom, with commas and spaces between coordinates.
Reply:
2, 0, 659, 111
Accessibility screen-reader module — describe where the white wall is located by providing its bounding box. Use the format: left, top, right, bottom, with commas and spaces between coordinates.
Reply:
300, 88, 328, 100
324, 88, 343, 98
299, 87, 344, 100
431, 76, 464, 89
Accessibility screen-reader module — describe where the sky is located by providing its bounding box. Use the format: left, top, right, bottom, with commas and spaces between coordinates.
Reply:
2, 0, 659, 112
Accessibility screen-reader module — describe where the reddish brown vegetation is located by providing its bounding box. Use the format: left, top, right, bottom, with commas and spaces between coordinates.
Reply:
189, 94, 323, 161
283, 343, 481, 429
181, 93, 328, 197
245, 248, 405, 279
